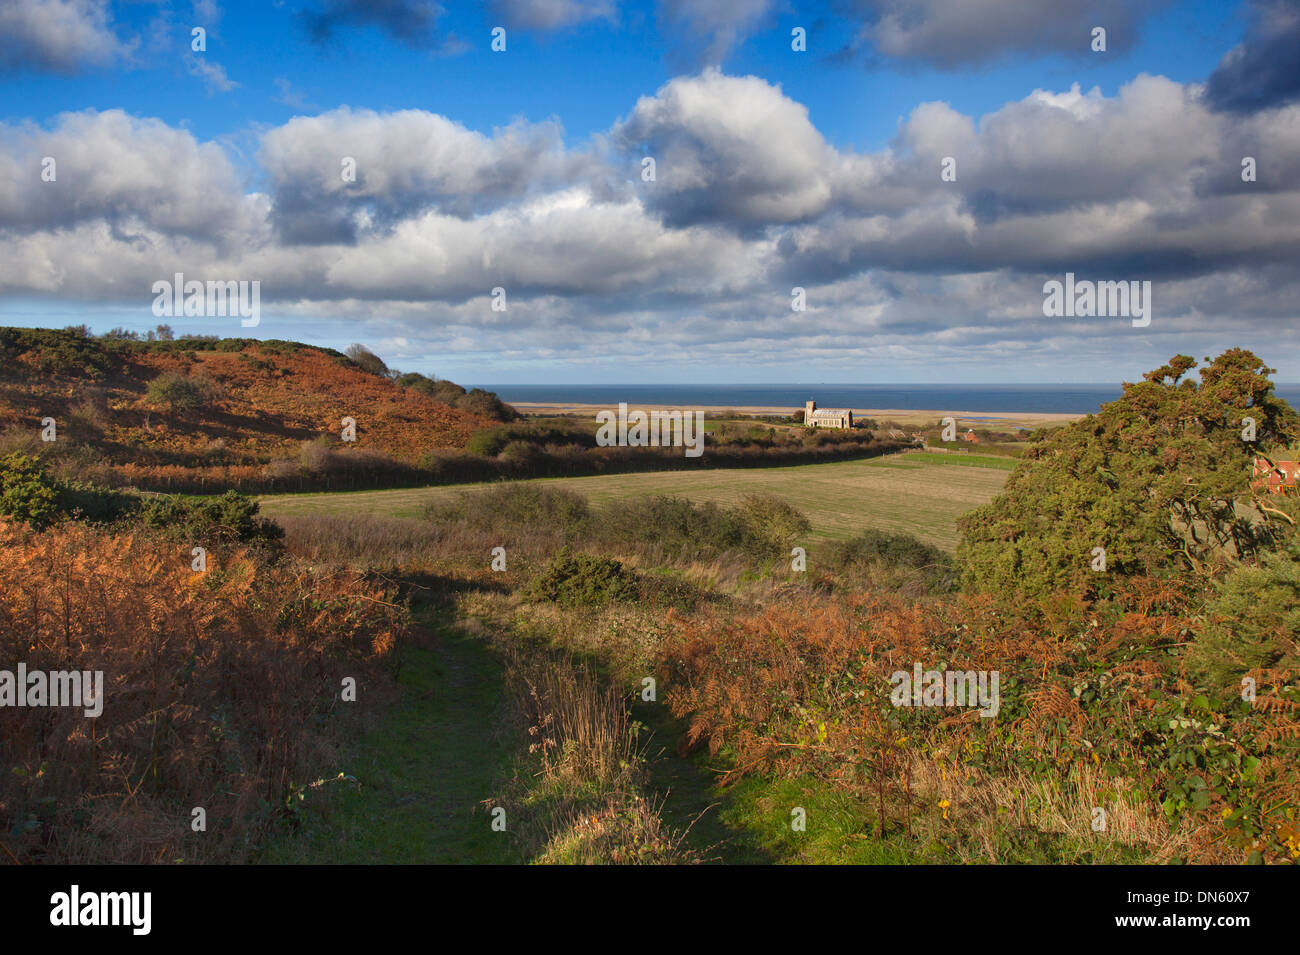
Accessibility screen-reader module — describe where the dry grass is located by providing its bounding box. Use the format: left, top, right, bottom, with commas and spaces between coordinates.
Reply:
509, 652, 641, 791
473, 622, 701, 864
535, 793, 700, 865
911, 760, 1200, 864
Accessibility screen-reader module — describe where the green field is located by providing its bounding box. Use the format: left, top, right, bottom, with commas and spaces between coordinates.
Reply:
259, 450, 1014, 551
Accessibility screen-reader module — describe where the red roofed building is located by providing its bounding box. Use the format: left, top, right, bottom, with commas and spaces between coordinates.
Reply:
1253, 458, 1300, 494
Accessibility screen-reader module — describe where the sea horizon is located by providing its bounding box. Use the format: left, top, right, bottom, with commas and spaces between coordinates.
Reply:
478, 383, 1300, 417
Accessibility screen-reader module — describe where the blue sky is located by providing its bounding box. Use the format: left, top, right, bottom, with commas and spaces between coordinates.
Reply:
5, 2, 1246, 158
2, 0, 1298, 385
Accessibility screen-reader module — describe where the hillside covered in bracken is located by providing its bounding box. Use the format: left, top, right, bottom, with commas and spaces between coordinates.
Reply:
0, 327, 504, 491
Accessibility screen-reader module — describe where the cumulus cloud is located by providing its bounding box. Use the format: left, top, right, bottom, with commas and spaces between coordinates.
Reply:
259, 108, 601, 243
0, 109, 259, 241
0, 0, 134, 73
2, 68, 1298, 377
838, 0, 1166, 69
612, 69, 835, 228
1205, 0, 1300, 113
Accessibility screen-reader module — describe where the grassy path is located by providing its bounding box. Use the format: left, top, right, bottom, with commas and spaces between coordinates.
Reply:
262, 625, 520, 864
630, 700, 774, 864
262, 618, 900, 864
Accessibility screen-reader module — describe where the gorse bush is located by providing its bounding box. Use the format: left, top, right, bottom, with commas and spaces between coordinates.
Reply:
826, 529, 955, 590
528, 548, 640, 608
958, 349, 1300, 598
601, 493, 814, 559
732, 493, 813, 559
0, 452, 136, 528
134, 489, 285, 550
0, 452, 60, 526
828, 528, 951, 571
0, 452, 281, 546
1186, 540, 1300, 690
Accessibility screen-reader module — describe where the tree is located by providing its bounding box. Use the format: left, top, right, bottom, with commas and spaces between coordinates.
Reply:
345, 343, 389, 378
957, 350, 1300, 597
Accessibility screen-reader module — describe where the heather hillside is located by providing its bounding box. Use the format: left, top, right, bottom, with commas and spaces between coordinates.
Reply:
0, 327, 503, 490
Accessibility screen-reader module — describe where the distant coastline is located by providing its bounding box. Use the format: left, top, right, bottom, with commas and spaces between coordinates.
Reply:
504, 401, 1080, 431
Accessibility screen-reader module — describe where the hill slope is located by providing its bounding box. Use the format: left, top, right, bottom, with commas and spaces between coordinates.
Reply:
0, 328, 498, 488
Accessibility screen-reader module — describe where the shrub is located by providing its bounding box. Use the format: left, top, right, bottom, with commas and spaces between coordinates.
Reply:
468, 422, 591, 457
0, 327, 112, 378
498, 440, 545, 468
826, 529, 955, 588
458, 388, 518, 421
733, 493, 812, 559
465, 427, 510, 457
1186, 541, 1300, 690
0, 453, 60, 526
300, 436, 335, 473
0, 452, 136, 527
528, 548, 640, 608
424, 482, 590, 536
134, 490, 284, 549
146, 370, 221, 414
600, 495, 744, 554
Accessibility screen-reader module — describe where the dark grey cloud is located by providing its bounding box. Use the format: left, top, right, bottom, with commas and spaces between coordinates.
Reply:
297, 0, 444, 47
1205, 0, 1300, 113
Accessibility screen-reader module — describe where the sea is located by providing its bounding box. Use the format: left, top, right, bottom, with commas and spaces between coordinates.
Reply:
479, 384, 1300, 417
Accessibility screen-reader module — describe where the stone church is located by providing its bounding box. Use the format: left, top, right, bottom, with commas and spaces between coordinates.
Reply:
804, 399, 853, 429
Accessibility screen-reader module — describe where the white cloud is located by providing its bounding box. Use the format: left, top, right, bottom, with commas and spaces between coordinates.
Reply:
491, 0, 617, 31
186, 54, 238, 93
2, 69, 1298, 377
